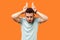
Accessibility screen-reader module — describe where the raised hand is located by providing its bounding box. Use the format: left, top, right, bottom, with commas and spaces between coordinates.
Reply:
23, 2, 28, 12
32, 2, 37, 12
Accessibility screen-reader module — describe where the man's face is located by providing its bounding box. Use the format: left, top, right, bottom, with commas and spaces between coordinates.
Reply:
25, 13, 34, 23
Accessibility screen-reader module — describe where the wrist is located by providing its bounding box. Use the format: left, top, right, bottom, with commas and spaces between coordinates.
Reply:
34, 10, 37, 13
36, 11, 39, 14
36, 11, 42, 16
21, 10, 25, 13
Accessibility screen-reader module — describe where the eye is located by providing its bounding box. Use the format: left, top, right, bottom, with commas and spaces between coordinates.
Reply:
26, 16, 29, 18
30, 16, 33, 18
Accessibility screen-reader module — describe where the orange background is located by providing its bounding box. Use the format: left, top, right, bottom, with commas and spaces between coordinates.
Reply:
0, 0, 60, 40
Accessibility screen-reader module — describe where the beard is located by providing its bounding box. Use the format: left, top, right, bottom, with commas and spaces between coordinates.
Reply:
28, 19, 34, 23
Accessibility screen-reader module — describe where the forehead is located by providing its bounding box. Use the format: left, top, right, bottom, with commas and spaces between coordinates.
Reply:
25, 13, 34, 16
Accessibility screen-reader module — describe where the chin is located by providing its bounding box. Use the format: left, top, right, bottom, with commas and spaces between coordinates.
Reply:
28, 21, 33, 23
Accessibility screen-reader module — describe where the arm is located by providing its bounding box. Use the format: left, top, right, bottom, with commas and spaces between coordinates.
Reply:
11, 2, 28, 23
36, 11, 48, 23
32, 2, 48, 23
11, 11, 24, 23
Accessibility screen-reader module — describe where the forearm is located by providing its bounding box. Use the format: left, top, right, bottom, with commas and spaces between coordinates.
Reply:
36, 11, 48, 20
11, 11, 24, 18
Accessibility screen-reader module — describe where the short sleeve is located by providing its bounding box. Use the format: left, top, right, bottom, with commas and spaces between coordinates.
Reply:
35, 18, 41, 23
19, 18, 23, 24
19, 18, 26, 24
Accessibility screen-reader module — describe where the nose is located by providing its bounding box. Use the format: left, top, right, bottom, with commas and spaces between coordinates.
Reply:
29, 17, 31, 20
28, 17, 31, 20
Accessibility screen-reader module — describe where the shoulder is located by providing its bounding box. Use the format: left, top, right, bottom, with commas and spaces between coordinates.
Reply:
19, 18, 26, 24
21, 18, 26, 21
34, 18, 41, 22
34, 18, 40, 20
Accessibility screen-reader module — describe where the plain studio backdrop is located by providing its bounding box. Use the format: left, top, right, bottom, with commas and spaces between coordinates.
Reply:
0, 0, 60, 40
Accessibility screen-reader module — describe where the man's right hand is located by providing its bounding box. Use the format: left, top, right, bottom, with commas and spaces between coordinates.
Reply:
22, 2, 28, 12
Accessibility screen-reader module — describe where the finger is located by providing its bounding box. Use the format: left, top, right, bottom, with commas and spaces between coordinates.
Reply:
25, 2, 28, 8
23, 2, 28, 9
32, 2, 35, 8
23, 6, 25, 9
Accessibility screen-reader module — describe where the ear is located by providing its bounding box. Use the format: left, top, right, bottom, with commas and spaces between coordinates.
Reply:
33, 13, 35, 16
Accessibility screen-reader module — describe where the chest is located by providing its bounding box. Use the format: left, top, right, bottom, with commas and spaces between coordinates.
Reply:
21, 20, 38, 32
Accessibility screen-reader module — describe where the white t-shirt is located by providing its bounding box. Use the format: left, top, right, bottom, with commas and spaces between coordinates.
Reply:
20, 18, 41, 40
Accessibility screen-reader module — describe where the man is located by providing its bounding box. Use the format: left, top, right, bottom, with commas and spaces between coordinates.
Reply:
11, 2, 48, 40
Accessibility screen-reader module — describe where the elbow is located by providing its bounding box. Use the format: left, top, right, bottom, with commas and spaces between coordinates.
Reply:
11, 13, 17, 18
43, 16, 48, 21
45, 17, 48, 21
11, 14, 15, 19
11, 14, 14, 18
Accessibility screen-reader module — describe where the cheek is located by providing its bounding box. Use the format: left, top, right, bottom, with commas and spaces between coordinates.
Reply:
31, 18, 34, 20
26, 18, 29, 21
26, 18, 28, 20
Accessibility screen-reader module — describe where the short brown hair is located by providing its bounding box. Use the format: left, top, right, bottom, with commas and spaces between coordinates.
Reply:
25, 8, 35, 13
